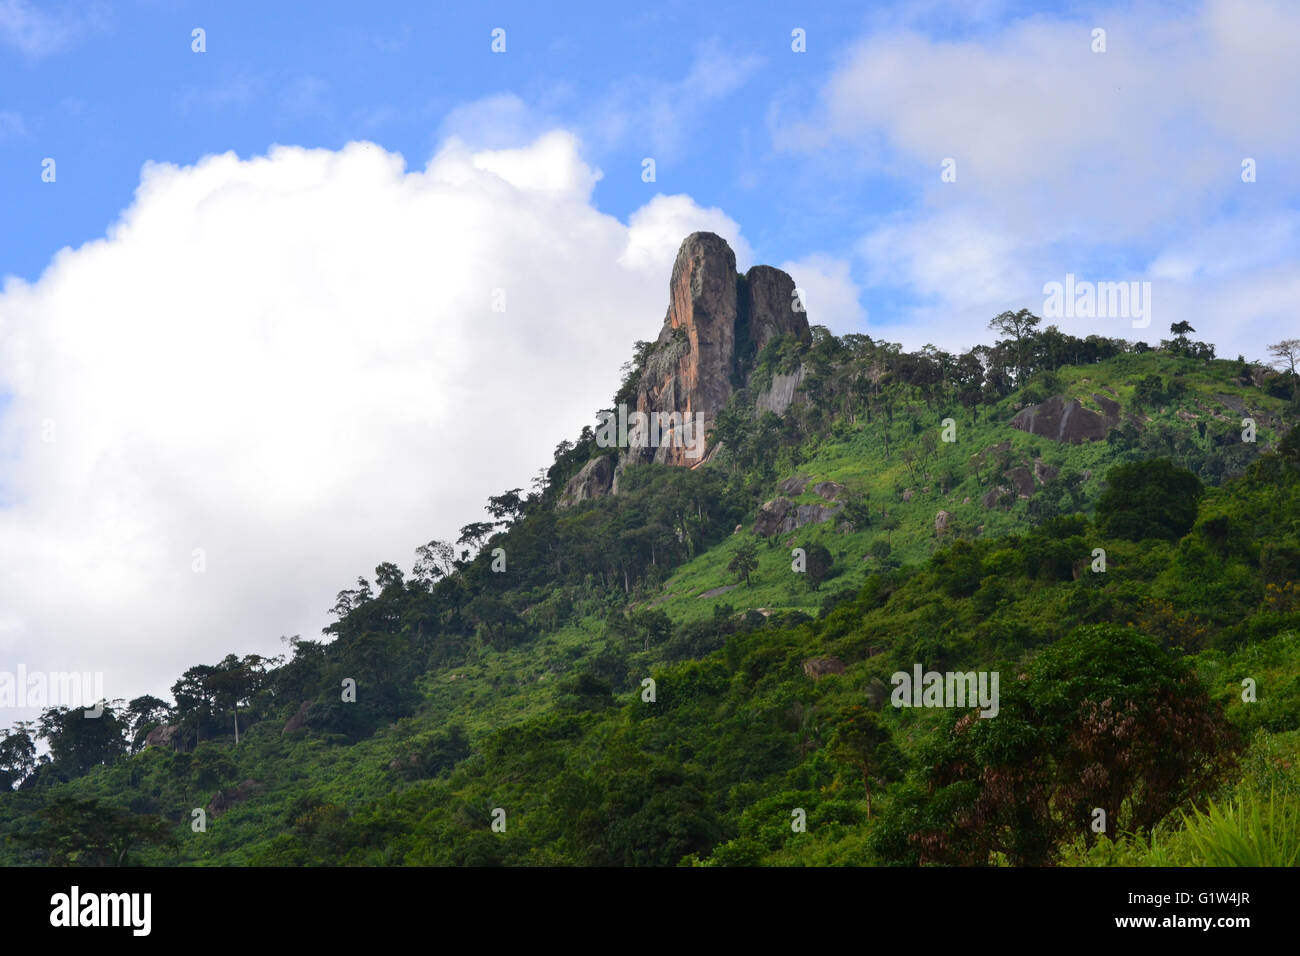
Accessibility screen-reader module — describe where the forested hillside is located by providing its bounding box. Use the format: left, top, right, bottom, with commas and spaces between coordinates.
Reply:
3, 237, 1298, 867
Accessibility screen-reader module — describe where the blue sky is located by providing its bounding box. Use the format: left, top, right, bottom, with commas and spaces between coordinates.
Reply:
0, 0, 1297, 713
4, 1, 1295, 347
3, 0, 1180, 336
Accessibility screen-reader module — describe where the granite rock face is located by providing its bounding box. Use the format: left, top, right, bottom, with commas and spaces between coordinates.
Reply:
628, 233, 811, 467
1010, 395, 1111, 443
558, 456, 614, 509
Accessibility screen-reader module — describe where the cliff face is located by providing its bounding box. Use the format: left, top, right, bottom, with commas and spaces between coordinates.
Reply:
629, 232, 810, 468
559, 232, 811, 506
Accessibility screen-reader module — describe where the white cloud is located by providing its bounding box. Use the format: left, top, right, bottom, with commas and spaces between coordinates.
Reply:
436, 93, 554, 151
0, 131, 748, 718
620, 194, 752, 273
786, 0, 1300, 359
0, 0, 103, 57
777, 254, 867, 332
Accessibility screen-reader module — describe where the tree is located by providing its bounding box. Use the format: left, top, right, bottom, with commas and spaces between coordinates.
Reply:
124, 696, 170, 753
1095, 459, 1204, 542
1268, 339, 1300, 377
457, 522, 496, 552
802, 542, 834, 591
728, 541, 758, 586
13, 797, 175, 866
911, 625, 1237, 864
465, 595, 530, 649
1170, 321, 1195, 336
37, 704, 129, 777
486, 488, 525, 525
205, 654, 273, 745
413, 540, 457, 587
880, 513, 901, 546
629, 608, 672, 652
828, 706, 901, 818
0, 723, 37, 790
1133, 374, 1164, 408
987, 309, 1041, 384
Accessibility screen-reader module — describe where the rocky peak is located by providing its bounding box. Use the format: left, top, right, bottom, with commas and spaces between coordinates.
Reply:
740, 264, 807, 358
627, 233, 811, 468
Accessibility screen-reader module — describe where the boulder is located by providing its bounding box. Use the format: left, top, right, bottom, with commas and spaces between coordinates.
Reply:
755, 497, 795, 537
778, 475, 811, 495
935, 510, 952, 534
207, 779, 259, 818
982, 485, 1011, 509
1092, 392, 1121, 424
1010, 395, 1109, 443
742, 264, 811, 356
754, 497, 842, 536
812, 481, 845, 500
144, 724, 182, 751
1033, 460, 1060, 485
558, 456, 614, 508
802, 657, 846, 680
1007, 466, 1035, 498
796, 503, 842, 528
282, 700, 312, 736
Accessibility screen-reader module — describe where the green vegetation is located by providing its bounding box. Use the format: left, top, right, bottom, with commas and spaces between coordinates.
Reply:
3, 323, 1298, 866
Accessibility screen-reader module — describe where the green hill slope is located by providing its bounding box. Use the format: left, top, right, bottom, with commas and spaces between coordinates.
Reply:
3, 327, 1298, 867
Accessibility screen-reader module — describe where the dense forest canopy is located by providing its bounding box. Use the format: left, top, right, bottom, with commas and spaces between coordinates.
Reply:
3, 320, 1298, 867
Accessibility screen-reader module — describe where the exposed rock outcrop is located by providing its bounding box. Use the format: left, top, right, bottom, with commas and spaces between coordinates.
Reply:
207, 779, 259, 818
778, 475, 811, 495
144, 724, 182, 751
813, 481, 845, 500
1033, 460, 1060, 485
1010, 395, 1110, 443
282, 700, 312, 735
755, 366, 807, 415
982, 485, 1012, 509
1007, 466, 1035, 498
802, 657, 846, 679
627, 233, 811, 467
754, 496, 843, 536
558, 456, 614, 508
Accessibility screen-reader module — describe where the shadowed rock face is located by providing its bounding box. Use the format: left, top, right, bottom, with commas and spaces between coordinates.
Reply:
558, 456, 614, 509
742, 264, 807, 356
1011, 394, 1112, 443
754, 496, 842, 536
630, 233, 811, 467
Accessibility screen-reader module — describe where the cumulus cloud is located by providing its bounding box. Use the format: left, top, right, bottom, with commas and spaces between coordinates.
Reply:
783, 0, 1300, 358
620, 194, 752, 273
777, 254, 867, 332
0, 130, 748, 717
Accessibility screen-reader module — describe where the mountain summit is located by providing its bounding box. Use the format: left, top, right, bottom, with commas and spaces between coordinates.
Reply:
628, 232, 811, 469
